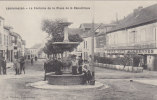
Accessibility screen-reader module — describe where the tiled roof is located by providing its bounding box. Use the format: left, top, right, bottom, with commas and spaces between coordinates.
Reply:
81, 31, 92, 38
80, 23, 116, 38
98, 24, 116, 29
79, 23, 101, 30
68, 28, 84, 35
108, 4, 157, 33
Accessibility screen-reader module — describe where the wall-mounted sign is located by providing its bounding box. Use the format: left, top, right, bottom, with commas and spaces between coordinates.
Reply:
106, 49, 155, 54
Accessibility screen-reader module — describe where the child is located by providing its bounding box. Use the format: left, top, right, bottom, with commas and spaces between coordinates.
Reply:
82, 61, 92, 84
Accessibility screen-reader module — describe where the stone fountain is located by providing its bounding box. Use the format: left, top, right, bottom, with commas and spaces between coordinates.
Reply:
46, 21, 84, 85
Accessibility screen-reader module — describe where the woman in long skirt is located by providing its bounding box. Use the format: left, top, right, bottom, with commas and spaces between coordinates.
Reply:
14, 59, 21, 75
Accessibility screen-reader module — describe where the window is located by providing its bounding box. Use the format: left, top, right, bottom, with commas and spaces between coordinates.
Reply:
7, 36, 8, 45
128, 30, 135, 44
140, 29, 146, 42
86, 41, 87, 49
136, 30, 141, 43
4, 35, 6, 45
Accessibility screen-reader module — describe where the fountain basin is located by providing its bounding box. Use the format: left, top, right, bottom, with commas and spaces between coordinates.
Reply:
46, 72, 84, 85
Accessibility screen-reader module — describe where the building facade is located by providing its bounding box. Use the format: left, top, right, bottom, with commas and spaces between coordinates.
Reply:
0, 16, 25, 62
104, 4, 157, 71
25, 48, 38, 59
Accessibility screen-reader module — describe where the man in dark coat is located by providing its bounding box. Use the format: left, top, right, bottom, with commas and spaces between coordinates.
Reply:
55, 58, 63, 75
31, 58, 34, 65
78, 56, 83, 74
1, 57, 6, 75
35, 56, 37, 61
20, 56, 25, 74
0, 57, 2, 75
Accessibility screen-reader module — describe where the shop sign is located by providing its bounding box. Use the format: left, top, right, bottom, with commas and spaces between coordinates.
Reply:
106, 49, 154, 54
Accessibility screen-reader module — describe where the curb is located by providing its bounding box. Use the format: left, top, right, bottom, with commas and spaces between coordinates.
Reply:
26, 81, 107, 90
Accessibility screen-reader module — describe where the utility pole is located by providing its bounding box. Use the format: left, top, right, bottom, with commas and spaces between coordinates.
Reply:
91, 17, 95, 85
90, 0, 95, 85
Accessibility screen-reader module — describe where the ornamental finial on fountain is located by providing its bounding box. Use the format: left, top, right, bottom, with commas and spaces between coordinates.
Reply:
59, 21, 72, 42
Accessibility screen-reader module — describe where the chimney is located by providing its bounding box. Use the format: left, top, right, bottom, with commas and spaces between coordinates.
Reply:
134, 6, 143, 15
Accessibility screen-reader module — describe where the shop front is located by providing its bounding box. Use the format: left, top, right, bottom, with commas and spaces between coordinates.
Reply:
105, 49, 157, 71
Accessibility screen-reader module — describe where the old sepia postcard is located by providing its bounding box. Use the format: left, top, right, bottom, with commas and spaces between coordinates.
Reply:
0, 0, 157, 100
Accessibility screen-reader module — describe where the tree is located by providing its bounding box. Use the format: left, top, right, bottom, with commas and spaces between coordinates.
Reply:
120, 52, 143, 68
42, 19, 83, 57
120, 54, 132, 67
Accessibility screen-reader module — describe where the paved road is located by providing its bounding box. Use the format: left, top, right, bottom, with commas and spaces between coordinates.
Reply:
0, 59, 157, 100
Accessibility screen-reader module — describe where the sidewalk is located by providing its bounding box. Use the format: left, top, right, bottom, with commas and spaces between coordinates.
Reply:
95, 67, 157, 79
134, 79, 157, 86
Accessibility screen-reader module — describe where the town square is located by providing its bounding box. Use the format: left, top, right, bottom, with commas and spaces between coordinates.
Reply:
1, 1, 157, 100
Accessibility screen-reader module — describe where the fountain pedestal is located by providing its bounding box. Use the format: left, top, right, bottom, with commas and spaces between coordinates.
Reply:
46, 72, 84, 85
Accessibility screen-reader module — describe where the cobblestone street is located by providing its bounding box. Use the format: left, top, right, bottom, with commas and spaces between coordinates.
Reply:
0, 59, 157, 100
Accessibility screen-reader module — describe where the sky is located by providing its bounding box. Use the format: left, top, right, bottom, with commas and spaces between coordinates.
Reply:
0, 1, 157, 48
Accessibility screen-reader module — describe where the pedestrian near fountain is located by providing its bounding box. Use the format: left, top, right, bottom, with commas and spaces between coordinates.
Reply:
71, 56, 78, 75
55, 58, 63, 75
78, 56, 83, 74
82, 60, 92, 84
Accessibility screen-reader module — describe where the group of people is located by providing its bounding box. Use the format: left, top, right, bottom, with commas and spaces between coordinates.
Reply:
71, 56, 92, 83
0, 56, 26, 75
0, 57, 7, 75
30, 56, 37, 66
44, 55, 93, 84
13, 56, 25, 75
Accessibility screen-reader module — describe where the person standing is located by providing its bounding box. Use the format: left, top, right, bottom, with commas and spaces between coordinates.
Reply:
0, 57, 2, 75
55, 58, 63, 75
20, 56, 25, 74
2, 57, 6, 75
31, 58, 34, 65
16, 59, 21, 75
78, 56, 83, 74
13, 59, 18, 75
44, 59, 49, 81
35, 56, 37, 61
71, 57, 78, 75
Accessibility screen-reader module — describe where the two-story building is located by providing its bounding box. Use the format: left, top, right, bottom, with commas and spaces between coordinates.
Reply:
95, 24, 116, 57
0, 17, 14, 61
104, 4, 157, 70
73, 23, 101, 61
0, 16, 25, 61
